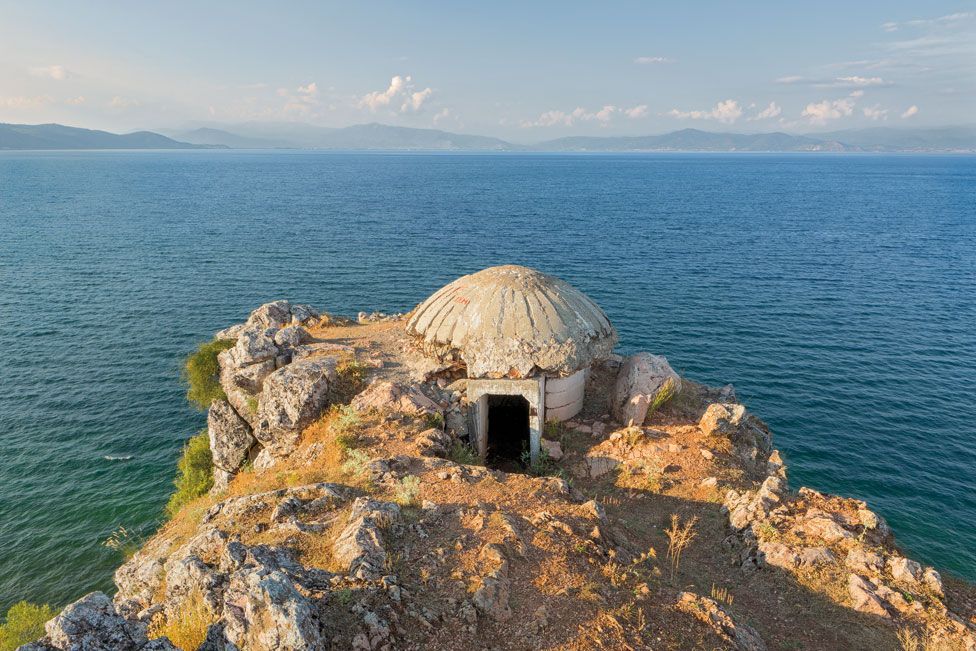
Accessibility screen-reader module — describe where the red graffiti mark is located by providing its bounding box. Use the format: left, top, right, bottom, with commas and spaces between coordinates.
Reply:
454, 296, 470, 305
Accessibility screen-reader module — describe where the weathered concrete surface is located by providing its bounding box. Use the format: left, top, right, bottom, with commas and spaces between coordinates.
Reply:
406, 265, 617, 378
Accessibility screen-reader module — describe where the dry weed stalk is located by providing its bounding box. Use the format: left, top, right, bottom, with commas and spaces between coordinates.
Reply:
665, 514, 698, 582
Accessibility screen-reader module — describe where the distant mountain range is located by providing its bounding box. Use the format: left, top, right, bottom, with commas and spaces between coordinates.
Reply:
0, 123, 218, 150
3, 121, 976, 152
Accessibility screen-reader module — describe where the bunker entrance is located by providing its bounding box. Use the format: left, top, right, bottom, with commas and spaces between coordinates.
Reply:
485, 394, 530, 468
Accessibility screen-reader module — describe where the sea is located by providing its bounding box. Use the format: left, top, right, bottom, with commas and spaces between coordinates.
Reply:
1, 150, 973, 610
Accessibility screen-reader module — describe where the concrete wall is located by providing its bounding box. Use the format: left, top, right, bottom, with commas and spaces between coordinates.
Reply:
467, 376, 546, 463
544, 368, 587, 422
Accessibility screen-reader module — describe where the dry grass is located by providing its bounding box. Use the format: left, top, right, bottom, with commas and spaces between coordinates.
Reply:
147, 589, 216, 651
665, 514, 698, 582
710, 583, 734, 606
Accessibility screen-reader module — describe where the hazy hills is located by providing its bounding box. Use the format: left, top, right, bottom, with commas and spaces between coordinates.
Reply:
3, 121, 975, 152
0, 123, 217, 150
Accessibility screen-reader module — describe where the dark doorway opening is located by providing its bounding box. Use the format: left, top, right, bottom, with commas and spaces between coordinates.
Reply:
486, 394, 530, 468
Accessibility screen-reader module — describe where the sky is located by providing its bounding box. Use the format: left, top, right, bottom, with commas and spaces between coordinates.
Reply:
1, 1, 974, 141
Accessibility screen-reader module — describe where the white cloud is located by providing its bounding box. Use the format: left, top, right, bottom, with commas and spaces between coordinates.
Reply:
402, 87, 432, 112
667, 99, 743, 124
29, 65, 67, 80
775, 75, 804, 84
65, 96, 86, 105
882, 21, 899, 32
885, 11, 975, 31
625, 104, 648, 119
748, 101, 782, 121
901, 105, 919, 118
862, 105, 888, 120
801, 97, 855, 125
433, 107, 456, 126
109, 96, 140, 109
522, 103, 649, 127
0, 95, 52, 109
360, 75, 433, 113
834, 75, 887, 87
297, 82, 318, 96
634, 56, 672, 64
849, 89, 865, 98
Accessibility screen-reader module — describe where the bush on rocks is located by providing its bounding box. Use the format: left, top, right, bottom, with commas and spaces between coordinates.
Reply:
0, 601, 56, 651
184, 339, 235, 409
165, 431, 214, 518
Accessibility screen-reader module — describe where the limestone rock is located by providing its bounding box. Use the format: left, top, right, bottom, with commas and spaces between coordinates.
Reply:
792, 516, 853, 544
114, 553, 165, 610
888, 556, 923, 584
541, 439, 563, 461
274, 325, 309, 348
232, 325, 280, 366
699, 403, 773, 473
847, 574, 890, 618
44, 592, 148, 651
845, 548, 883, 574
584, 454, 620, 478
676, 592, 766, 651
215, 323, 246, 341
247, 300, 292, 330
222, 566, 323, 651
208, 399, 256, 472
472, 544, 512, 622
923, 567, 944, 596
254, 358, 337, 458
351, 380, 442, 416
289, 304, 319, 325
333, 498, 401, 580
610, 352, 681, 426
416, 427, 453, 457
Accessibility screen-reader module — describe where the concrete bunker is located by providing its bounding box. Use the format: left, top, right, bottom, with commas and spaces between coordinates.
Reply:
406, 265, 617, 466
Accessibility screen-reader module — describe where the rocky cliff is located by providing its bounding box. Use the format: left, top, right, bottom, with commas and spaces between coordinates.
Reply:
18, 302, 976, 650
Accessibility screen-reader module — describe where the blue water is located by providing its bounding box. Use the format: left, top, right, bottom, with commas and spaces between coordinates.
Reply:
1, 151, 974, 609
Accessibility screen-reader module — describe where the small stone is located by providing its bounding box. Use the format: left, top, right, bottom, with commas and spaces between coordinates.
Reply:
540, 439, 563, 461
700, 449, 714, 460
700, 477, 718, 488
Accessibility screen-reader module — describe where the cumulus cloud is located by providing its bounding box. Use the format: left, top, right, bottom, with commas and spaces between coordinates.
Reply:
297, 82, 318, 96
433, 107, 457, 126
65, 96, 86, 105
625, 104, 648, 119
801, 97, 855, 125
522, 104, 648, 127
862, 105, 889, 120
667, 99, 743, 124
748, 101, 782, 121
901, 105, 919, 118
29, 65, 67, 80
634, 56, 672, 64
360, 75, 433, 113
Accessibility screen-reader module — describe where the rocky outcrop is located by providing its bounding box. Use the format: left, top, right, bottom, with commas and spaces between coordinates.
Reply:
699, 403, 774, 474
222, 565, 323, 651
351, 380, 442, 416
610, 352, 681, 426
471, 543, 512, 621
26, 592, 150, 651
208, 399, 256, 473
676, 591, 766, 651
333, 497, 401, 580
253, 358, 337, 460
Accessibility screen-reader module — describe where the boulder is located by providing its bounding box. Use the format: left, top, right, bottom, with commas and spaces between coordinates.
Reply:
289, 304, 319, 325
847, 574, 890, 618
246, 301, 292, 330
541, 439, 563, 461
114, 553, 165, 610
222, 567, 323, 651
610, 353, 681, 426
232, 325, 280, 366
208, 399, 256, 472
273, 325, 309, 348
792, 516, 853, 544
333, 498, 400, 580
351, 380, 442, 416
888, 556, 923, 584
254, 358, 338, 458
845, 548, 884, 574
215, 323, 246, 341
472, 544, 513, 622
44, 592, 148, 651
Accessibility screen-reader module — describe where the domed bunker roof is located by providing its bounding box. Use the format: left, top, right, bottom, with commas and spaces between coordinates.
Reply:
406, 265, 617, 379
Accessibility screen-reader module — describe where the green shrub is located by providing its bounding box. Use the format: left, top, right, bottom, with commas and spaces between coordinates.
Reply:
332, 360, 368, 403
165, 430, 214, 518
0, 601, 56, 651
184, 339, 235, 410
446, 441, 481, 466
521, 447, 565, 479
395, 475, 422, 507
341, 449, 371, 477
423, 412, 445, 430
